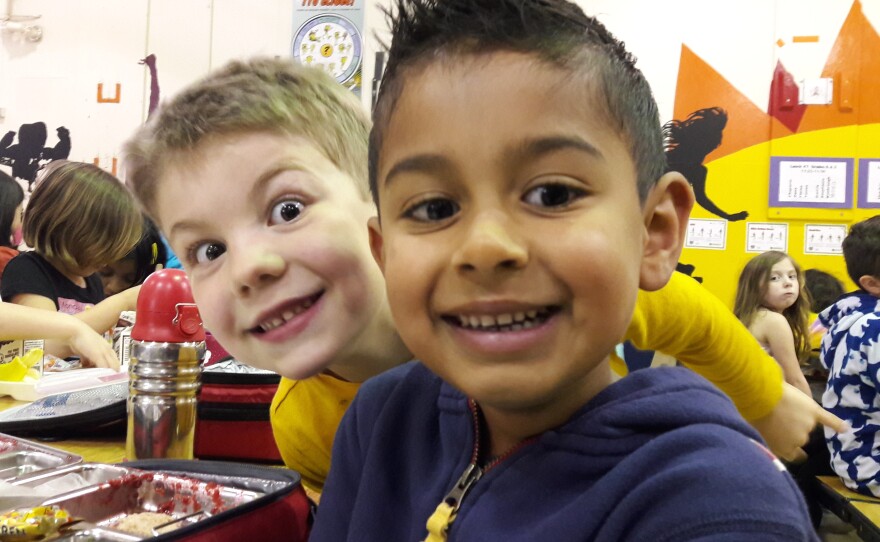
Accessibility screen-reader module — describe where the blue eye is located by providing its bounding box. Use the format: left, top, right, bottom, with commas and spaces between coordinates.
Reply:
523, 183, 586, 208
405, 198, 459, 222
192, 242, 226, 264
270, 200, 305, 225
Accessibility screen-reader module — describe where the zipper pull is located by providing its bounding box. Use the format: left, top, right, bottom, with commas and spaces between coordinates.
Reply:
423, 463, 483, 542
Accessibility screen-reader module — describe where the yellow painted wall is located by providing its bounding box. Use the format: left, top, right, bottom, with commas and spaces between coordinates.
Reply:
682, 124, 880, 307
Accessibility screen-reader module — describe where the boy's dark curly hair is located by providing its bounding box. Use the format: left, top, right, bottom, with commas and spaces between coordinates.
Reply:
843, 215, 880, 288
370, 0, 666, 205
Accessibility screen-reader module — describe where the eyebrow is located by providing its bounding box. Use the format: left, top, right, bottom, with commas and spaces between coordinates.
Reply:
169, 162, 307, 239
514, 135, 604, 162
383, 155, 449, 189
381, 135, 604, 189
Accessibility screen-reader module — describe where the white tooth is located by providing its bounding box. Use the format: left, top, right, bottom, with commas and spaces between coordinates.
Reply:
513, 312, 525, 322
458, 315, 469, 327
480, 315, 495, 327
511, 323, 523, 331
526, 310, 537, 319
522, 319, 535, 329
271, 318, 284, 328
469, 316, 481, 328
497, 313, 513, 325
282, 311, 295, 321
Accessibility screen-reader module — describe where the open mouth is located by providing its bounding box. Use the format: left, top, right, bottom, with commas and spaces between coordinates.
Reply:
250, 291, 324, 334
442, 306, 561, 332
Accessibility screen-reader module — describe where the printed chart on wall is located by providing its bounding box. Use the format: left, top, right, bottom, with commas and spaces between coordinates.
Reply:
804, 224, 846, 255
292, 1, 364, 96
685, 218, 727, 250
769, 157, 853, 208
746, 222, 788, 253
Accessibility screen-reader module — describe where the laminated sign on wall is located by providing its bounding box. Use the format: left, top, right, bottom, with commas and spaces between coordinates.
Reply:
292, 0, 364, 96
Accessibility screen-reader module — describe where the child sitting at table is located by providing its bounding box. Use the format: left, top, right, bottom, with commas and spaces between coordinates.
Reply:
310, 0, 815, 539
99, 215, 166, 297
820, 215, 880, 497
123, 56, 837, 494
0, 171, 24, 280
1, 161, 143, 359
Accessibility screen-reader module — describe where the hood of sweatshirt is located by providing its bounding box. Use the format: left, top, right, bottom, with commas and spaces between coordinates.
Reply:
818, 291, 880, 370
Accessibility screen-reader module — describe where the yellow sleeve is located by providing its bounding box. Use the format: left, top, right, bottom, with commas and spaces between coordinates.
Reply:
625, 272, 783, 421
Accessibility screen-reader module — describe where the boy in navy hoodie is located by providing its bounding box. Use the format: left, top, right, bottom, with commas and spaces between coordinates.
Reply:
310, 1, 816, 540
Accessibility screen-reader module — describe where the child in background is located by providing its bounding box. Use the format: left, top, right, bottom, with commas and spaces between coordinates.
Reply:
735, 250, 813, 396
1, 161, 143, 360
123, 56, 837, 494
821, 215, 880, 497
311, 1, 815, 538
804, 268, 845, 352
99, 216, 166, 296
0, 171, 24, 278
0, 302, 118, 369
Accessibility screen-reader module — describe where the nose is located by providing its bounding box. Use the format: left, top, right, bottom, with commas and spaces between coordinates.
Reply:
452, 210, 528, 276
230, 237, 286, 296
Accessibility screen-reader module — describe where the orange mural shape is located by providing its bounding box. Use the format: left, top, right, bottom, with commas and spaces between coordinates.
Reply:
673, 45, 792, 163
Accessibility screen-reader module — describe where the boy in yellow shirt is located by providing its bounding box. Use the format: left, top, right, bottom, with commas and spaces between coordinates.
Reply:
124, 57, 841, 494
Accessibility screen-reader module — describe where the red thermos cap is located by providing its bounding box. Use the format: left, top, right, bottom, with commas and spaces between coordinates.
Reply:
131, 269, 206, 343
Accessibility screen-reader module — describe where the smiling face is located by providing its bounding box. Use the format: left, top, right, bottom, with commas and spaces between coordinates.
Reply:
155, 132, 401, 381
370, 52, 669, 440
762, 257, 800, 313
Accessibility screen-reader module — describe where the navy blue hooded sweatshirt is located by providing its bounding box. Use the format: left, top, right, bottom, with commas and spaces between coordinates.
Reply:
311, 363, 816, 541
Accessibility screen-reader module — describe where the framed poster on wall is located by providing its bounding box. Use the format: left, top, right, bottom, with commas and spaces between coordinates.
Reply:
857, 159, 880, 208
769, 157, 853, 209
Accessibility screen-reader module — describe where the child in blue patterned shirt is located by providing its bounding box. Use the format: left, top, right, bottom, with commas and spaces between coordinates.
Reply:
821, 215, 880, 496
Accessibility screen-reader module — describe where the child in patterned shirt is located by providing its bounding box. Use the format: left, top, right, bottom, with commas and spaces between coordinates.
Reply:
821, 215, 880, 496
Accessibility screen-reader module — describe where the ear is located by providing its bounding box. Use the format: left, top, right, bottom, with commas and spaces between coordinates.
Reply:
639, 172, 694, 291
858, 274, 880, 296
368, 216, 385, 274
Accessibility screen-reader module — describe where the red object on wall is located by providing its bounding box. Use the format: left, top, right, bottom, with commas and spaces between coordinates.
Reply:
768, 61, 806, 132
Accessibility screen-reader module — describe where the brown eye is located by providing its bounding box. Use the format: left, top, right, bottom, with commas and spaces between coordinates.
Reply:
523, 183, 586, 208
194, 243, 226, 263
406, 198, 459, 222
270, 200, 305, 224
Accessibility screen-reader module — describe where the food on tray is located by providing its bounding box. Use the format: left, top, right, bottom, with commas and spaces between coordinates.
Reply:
110, 512, 175, 536
0, 505, 70, 540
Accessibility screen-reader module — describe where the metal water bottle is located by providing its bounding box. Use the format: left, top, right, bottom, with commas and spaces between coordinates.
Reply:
125, 269, 205, 460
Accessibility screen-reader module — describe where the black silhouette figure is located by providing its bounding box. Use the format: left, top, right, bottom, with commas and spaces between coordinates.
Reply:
140, 54, 160, 119
664, 107, 748, 222
675, 263, 703, 284
0, 122, 71, 191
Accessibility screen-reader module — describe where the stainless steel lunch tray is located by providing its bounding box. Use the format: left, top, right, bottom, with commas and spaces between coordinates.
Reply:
12, 462, 130, 489
39, 467, 265, 539
0, 432, 82, 482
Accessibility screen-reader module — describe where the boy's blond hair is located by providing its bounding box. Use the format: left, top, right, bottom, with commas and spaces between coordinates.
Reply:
124, 57, 371, 217
24, 160, 143, 275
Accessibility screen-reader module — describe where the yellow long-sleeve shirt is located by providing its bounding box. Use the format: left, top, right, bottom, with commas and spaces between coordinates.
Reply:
623, 271, 783, 421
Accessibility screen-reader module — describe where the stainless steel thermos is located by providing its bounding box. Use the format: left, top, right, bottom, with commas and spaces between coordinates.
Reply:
125, 269, 206, 460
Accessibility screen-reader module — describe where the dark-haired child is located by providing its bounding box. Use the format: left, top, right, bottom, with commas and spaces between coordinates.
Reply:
311, 1, 817, 539
821, 215, 880, 497
1, 161, 142, 362
0, 171, 24, 278
99, 215, 167, 296
804, 268, 845, 351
